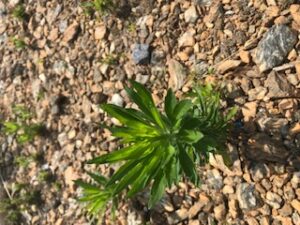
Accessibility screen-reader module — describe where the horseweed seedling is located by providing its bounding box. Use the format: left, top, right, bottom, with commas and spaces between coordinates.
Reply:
76, 81, 237, 219
12, 4, 26, 20
1, 105, 43, 144
12, 37, 27, 50
81, 0, 114, 15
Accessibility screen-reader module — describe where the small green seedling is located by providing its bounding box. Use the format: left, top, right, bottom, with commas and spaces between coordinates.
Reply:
1, 105, 43, 144
37, 170, 53, 183
12, 4, 26, 20
81, 0, 114, 16
101, 54, 119, 65
12, 38, 27, 50
207, 67, 215, 75
76, 81, 237, 219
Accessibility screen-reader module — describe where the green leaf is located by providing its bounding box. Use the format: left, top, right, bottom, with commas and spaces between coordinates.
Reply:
126, 81, 165, 129
74, 180, 101, 194
173, 100, 192, 120
3, 121, 20, 134
113, 160, 145, 194
225, 106, 238, 122
127, 153, 162, 197
87, 142, 154, 164
164, 89, 177, 120
164, 156, 180, 187
178, 146, 199, 185
179, 130, 204, 144
87, 172, 108, 186
149, 171, 166, 208
101, 104, 153, 129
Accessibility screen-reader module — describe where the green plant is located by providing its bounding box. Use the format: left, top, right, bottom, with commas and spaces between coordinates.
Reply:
37, 170, 53, 183
0, 182, 42, 225
207, 67, 215, 75
1, 105, 43, 144
12, 38, 27, 50
81, 0, 114, 15
76, 81, 236, 219
101, 54, 119, 65
12, 4, 26, 20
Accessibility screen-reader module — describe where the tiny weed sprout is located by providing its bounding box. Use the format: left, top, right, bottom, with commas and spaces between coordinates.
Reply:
76, 81, 237, 219
1, 105, 43, 144
101, 54, 119, 65
12, 4, 26, 20
81, 0, 114, 15
12, 38, 27, 50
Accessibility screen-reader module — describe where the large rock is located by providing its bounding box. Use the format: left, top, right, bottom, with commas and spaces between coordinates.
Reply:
246, 133, 289, 163
237, 183, 262, 210
264, 71, 295, 98
254, 25, 297, 72
168, 59, 187, 91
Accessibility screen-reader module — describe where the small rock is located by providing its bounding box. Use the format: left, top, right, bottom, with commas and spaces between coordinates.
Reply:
178, 30, 195, 48
254, 25, 297, 72
242, 102, 257, 122
278, 203, 293, 217
168, 59, 187, 91
110, 93, 124, 107
249, 163, 270, 182
228, 199, 239, 219
132, 44, 150, 65
168, 208, 188, 224
64, 166, 79, 192
214, 204, 226, 221
290, 4, 300, 25
151, 50, 165, 65
292, 212, 300, 225
239, 50, 251, 64
266, 191, 282, 209
236, 183, 262, 210
184, 5, 198, 23
246, 218, 259, 225
291, 200, 300, 214
62, 22, 79, 43
188, 202, 205, 219
95, 26, 107, 40
291, 172, 300, 188
265, 72, 294, 98
290, 123, 300, 136
222, 185, 234, 194
206, 169, 223, 190
217, 60, 241, 74
67, 130, 76, 140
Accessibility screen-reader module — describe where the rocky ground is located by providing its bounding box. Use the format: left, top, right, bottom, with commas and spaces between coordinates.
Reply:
1, 0, 300, 224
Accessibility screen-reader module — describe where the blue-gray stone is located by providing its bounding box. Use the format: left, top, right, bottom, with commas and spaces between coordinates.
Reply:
255, 25, 297, 72
132, 44, 150, 65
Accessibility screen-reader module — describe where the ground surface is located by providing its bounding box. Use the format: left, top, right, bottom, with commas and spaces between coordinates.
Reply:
1, 0, 300, 225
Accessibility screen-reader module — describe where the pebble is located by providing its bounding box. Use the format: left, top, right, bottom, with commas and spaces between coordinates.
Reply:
178, 30, 195, 48
291, 199, 300, 214
62, 22, 79, 43
214, 204, 226, 221
236, 183, 261, 210
132, 44, 150, 65
184, 5, 198, 23
217, 60, 241, 74
94, 25, 107, 40
110, 93, 124, 107
265, 191, 282, 209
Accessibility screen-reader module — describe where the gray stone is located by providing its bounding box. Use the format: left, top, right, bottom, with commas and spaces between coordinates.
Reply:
195, 0, 212, 6
264, 71, 294, 98
132, 44, 150, 65
249, 163, 270, 182
206, 169, 223, 190
254, 25, 297, 72
193, 62, 208, 77
292, 212, 300, 225
184, 5, 198, 23
236, 183, 262, 210
151, 50, 165, 65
